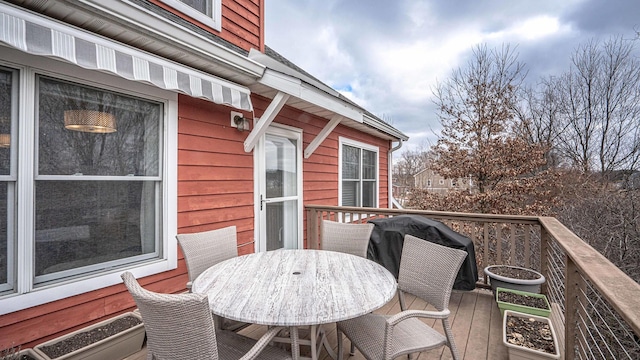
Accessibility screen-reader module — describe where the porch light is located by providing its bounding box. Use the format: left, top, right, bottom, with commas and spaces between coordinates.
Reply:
0, 134, 9, 148
64, 110, 117, 133
233, 114, 249, 132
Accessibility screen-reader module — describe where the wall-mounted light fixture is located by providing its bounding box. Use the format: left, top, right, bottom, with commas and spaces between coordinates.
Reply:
64, 110, 117, 133
231, 111, 250, 132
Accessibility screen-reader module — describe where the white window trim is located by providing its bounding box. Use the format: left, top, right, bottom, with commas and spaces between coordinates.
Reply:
0, 47, 177, 315
338, 137, 379, 209
158, 0, 222, 32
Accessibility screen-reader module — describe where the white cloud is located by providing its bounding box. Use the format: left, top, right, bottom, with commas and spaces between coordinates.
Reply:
486, 15, 571, 41
265, 0, 639, 156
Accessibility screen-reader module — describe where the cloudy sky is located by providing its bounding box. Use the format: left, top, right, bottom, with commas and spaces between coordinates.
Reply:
264, 0, 640, 155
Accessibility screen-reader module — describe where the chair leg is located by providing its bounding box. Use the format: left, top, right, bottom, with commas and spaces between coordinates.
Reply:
443, 318, 461, 360
336, 325, 344, 360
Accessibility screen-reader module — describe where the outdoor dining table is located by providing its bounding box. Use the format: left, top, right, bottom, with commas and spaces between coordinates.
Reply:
191, 249, 397, 360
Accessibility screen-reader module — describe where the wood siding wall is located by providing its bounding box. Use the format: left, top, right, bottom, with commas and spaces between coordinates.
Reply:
177, 95, 256, 254
0, 94, 391, 350
149, 0, 264, 52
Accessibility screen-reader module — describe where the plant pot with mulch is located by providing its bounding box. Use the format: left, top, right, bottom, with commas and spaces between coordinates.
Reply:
503, 310, 560, 359
34, 312, 144, 360
496, 287, 551, 318
485, 265, 545, 293
1, 347, 47, 360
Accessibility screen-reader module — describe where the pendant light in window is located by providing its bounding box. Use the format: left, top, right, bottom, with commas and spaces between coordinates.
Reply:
64, 110, 117, 133
0, 133, 9, 148
0, 117, 9, 148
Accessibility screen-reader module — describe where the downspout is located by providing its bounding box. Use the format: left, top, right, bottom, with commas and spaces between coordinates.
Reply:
388, 139, 403, 209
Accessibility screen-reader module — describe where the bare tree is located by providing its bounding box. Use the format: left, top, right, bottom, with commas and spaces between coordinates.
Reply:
513, 78, 566, 168
555, 36, 640, 177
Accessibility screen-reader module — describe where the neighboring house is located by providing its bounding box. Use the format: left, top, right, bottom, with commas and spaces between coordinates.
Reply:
413, 168, 472, 194
0, 0, 408, 348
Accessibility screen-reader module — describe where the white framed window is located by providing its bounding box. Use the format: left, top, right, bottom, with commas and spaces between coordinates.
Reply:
339, 138, 378, 208
0, 48, 177, 314
159, 0, 222, 31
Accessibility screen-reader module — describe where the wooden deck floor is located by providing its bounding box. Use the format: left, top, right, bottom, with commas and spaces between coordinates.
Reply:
125, 289, 507, 360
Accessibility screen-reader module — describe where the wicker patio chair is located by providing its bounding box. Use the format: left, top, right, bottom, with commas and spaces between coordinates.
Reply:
321, 220, 374, 258
336, 234, 468, 360
121, 272, 297, 360
177, 225, 238, 291
177, 225, 246, 331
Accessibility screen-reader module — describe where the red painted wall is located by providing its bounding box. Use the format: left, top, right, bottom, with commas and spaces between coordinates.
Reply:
0, 94, 391, 350
149, 0, 264, 52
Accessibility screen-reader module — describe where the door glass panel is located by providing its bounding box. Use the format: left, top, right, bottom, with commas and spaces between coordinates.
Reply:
265, 135, 297, 199
262, 132, 299, 251
265, 199, 297, 250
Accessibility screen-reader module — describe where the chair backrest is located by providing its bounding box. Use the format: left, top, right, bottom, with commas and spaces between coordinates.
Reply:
121, 271, 219, 359
177, 225, 238, 283
398, 234, 467, 311
321, 220, 374, 258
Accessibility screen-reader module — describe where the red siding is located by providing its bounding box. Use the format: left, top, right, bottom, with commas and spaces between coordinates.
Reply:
148, 0, 263, 52
0, 93, 392, 349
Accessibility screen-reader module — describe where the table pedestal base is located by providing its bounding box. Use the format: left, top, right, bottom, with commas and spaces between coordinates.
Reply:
272, 325, 337, 360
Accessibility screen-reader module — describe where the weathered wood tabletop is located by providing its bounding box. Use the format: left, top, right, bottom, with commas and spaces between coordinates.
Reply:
192, 249, 397, 326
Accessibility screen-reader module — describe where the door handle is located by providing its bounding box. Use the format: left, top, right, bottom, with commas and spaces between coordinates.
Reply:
260, 194, 269, 210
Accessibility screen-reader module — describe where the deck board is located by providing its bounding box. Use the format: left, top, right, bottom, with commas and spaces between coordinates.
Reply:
124, 289, 507, 360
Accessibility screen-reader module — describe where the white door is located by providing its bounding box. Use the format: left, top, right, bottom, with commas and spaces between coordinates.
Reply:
256, 125, 303, 251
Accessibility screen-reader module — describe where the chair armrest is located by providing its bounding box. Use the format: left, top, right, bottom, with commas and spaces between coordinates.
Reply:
387, 309, 451, 326
239, 326, 290, 360
186, 281, 192, 292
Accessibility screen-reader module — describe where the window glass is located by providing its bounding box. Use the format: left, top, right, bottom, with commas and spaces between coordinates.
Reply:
38, 77, 160, 177
0, 67, 15, 291
35, 76, 162, 282
340, 141, 377, 208
342, 145, 360, 180
342, 181, 359, 207
158, 0, 221, 31
180, 0, 210, 16
362, 150, 376, 180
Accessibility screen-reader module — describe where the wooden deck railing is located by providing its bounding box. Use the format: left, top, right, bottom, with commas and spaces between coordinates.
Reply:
306, 205, 640, 359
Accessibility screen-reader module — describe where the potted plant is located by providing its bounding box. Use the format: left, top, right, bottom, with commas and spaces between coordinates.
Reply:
503, 310, 560, 359
496, 287, 551, 318
484, 265, 545, 293
34, 312, 144, 360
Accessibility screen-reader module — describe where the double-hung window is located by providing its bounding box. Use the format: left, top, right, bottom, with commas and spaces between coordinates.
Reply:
159, 0, 222, 31
339, 138, 378, 208
35, 76, 162, 283
0, 50, 176, 314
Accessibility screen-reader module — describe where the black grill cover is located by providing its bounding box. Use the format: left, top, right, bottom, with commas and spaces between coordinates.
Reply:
367, 215, 478, 290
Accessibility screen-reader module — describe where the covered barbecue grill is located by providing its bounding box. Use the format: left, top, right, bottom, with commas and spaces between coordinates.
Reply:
367, 215, 478, 290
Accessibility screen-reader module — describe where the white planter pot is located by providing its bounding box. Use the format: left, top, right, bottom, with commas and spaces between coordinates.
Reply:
485, 265, 546, 293
503, 310, 560, 359
34, 312, 145, 360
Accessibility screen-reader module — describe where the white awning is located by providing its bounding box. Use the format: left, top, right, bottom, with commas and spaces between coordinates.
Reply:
0, 3, 253, 111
